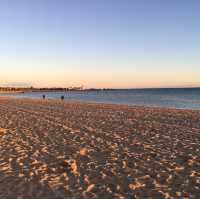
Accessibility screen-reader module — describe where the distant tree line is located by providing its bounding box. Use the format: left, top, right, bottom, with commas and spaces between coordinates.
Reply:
0, 86, 116, 92
0, 87, 32, 92
0, 86, 84, 92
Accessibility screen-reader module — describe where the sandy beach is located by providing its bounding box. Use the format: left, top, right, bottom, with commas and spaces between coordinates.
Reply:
0, 97, 199, 199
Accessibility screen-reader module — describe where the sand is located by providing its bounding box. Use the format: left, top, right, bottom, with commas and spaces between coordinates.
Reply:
0, 97, 199, 199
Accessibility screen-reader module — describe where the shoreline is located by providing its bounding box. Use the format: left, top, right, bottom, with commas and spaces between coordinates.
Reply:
0, 91, 24, 94
1, 95, 200, 112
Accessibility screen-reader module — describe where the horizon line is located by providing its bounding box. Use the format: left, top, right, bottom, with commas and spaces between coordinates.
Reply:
0, 86, 200, 90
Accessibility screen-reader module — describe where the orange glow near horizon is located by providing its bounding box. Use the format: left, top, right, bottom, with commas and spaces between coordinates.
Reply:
1, 56, 200, 89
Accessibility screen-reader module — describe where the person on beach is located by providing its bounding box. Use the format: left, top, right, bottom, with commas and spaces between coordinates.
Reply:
61, 95, 64, 100
42, 95, 46, 100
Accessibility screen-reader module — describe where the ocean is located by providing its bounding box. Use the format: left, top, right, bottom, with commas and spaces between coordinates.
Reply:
1, 88, 200, 110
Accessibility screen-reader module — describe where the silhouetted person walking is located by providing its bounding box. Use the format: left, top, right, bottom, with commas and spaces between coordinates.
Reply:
42, 95, 46, 100
61, 95, 64, 101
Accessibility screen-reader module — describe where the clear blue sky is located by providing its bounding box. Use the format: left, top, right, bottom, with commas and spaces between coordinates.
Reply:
0, 0, 200, 88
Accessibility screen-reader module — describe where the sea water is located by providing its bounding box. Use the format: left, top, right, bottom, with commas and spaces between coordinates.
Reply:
2, 88, 200, 110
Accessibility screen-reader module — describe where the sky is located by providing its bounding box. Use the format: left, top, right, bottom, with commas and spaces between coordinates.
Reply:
0, 0, 200, 88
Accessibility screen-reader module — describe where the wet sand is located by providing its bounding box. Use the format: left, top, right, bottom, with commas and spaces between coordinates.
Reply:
0, 97, 200, 199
